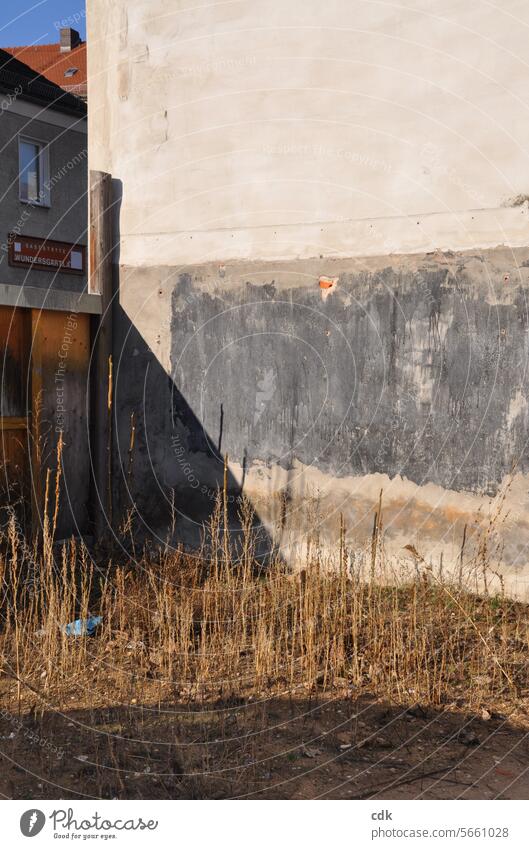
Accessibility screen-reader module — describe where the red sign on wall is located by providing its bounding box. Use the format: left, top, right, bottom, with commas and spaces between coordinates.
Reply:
8, 234, 86, 275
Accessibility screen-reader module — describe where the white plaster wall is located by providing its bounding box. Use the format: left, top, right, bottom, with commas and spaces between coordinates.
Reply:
88, 0, 529, 264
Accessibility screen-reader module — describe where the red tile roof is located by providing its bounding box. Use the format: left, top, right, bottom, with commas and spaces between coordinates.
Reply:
3, 41, 87, 99
0, 48, 86, 117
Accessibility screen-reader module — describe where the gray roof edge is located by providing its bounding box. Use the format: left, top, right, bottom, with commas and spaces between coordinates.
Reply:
0, 282, 101, 314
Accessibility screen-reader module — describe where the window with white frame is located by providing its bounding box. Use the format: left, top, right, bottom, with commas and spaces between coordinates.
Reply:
18, 137, 50, 205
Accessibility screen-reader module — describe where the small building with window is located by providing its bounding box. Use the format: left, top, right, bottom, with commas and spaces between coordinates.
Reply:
0, 48, 100, 538
4, 27, 87, 101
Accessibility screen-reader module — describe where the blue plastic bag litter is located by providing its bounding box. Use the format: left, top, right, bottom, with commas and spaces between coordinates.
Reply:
62, 616, 102, 637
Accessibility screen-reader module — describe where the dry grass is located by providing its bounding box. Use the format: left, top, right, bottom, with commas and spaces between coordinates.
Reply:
0, 470, 529, 798
0, 487, 527, 714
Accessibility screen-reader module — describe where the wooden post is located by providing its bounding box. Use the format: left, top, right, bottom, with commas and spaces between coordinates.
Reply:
89, 170, 113, 543
30, 309, 43, 539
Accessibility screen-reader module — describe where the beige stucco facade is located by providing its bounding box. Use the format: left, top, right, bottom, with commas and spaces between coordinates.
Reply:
89, 1, 529, 257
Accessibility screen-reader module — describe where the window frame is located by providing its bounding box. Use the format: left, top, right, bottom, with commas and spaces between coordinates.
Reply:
18, 135, 50, 207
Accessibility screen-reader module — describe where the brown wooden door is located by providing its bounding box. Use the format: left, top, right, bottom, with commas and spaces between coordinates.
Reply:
0, 305, 30, 509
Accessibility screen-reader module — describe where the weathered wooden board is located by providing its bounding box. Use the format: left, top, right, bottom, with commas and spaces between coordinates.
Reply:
30, 309, 91, 537
0, 305, 29, 417
0, 306, 30, 507
0, 305, 91, 536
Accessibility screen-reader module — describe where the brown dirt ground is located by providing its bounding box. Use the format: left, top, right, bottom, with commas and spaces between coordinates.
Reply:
1, 692, 529, 800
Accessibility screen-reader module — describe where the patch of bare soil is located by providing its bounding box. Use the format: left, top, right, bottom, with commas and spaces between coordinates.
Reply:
2, 694, 529, 800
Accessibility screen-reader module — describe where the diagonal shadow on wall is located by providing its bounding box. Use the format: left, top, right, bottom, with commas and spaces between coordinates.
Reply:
111, 300, 275, 562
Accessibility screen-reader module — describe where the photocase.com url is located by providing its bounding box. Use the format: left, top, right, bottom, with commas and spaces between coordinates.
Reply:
371, 826, 510, 840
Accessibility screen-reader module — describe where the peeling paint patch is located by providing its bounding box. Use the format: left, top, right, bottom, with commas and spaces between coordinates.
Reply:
506, 388, 527, 429
118, 60, 130, 101
502, 194, 529, 208
319, 275, 338, 301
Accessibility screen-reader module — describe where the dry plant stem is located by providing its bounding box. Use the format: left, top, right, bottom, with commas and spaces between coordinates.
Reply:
8, 514, 20, 714
51, 432, 63, 543
223, 454, 229, 569
127, 411, 136, 486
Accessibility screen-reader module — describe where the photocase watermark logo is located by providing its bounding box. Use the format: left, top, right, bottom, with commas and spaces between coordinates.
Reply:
18, 808, 159, 838
20, 809, 45, 837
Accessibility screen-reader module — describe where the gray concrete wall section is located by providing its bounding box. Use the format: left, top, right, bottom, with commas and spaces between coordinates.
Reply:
113, 248, 529, 595
168, 252, 528, 495
0, 108, 87, 292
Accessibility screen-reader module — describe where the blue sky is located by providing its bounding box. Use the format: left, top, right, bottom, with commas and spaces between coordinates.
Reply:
0, 0, 86, 47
